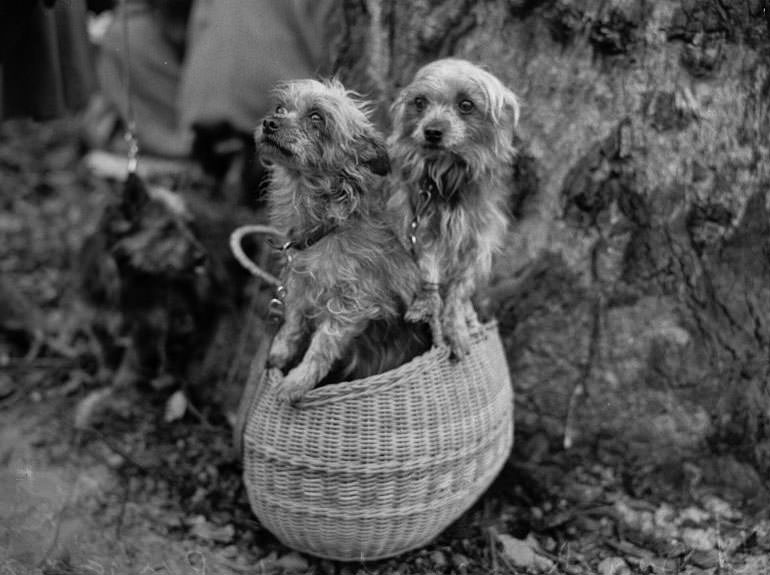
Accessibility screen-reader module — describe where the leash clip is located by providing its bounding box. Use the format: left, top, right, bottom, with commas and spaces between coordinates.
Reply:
409, 219, 420, 250
409, 180, 435, 255
268, 284, 287, 324
269, 240, 294, 264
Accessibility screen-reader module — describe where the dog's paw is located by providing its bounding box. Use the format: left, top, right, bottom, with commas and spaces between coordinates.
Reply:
268, 340, 294, 370
449, 333, 472, 358
267, 353, 289, 370
405, 295, 433, 323
277, 366, 316, 403
444, 312, 472, 358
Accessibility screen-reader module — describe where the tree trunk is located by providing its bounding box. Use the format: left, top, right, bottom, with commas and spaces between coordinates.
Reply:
329, 0, 770, 485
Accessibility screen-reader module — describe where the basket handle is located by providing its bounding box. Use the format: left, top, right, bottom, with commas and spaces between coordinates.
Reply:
229, 224, 286, 287
230, 224, 284, 453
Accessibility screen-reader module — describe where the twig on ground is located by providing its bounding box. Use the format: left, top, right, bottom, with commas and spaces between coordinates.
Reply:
484, 506, 500, 574
603, 537, 654, 559
0, 357, 73, 370
115, 474, 130, 541
564, 239, 605, 450
37, 470, 80, 569
80, 426, 180, 485
179, 386, 217, 430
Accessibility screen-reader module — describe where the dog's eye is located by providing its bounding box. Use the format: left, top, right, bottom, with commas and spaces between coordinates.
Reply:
308, 111, 324, 124
275, 105, 287, 115
413, 96, 427, 112
458, 99, 475, 114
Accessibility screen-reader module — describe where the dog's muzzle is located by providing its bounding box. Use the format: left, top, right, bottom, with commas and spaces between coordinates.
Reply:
263, 117, 280, 135
423, 127, 443, 145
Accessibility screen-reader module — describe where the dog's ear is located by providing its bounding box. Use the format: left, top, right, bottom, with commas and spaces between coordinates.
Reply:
389, 93, 407, 135
358, 134, 391, 176
502, 89, 520, 131
501, 89, 521, 157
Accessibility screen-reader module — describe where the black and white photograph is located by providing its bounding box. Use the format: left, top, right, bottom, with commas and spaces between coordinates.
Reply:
1, 1, 769, 573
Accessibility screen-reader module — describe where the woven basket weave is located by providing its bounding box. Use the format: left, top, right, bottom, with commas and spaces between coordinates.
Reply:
241, 320, 513, 561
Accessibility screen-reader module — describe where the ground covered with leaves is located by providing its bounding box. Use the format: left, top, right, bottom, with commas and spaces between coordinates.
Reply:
1, 120, 769, 575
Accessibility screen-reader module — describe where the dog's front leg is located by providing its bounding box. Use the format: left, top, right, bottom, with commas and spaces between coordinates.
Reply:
268, 300, 306, 370
405, 249, 442, 324
279, 318, 363, 403
443, 270, 477, 357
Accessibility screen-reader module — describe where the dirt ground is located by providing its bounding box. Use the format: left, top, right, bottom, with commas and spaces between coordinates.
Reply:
1, 119, 769, 575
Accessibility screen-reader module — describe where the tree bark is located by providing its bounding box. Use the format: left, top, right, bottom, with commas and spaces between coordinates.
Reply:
329, 0, 770, 483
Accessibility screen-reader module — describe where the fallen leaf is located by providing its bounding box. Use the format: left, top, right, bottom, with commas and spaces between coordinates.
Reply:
164, 390, 188, 423
252, 551, 281, 574
598, 556, 631, 575
275, 551, 309, 573
702, 495, 741, 520
73, 387, 113, 429
681, 526, 717, 551
189, 516, 235, 543
451, 552, 471, 574
633, 557, 679, 574
498, 533, 536, 568
0, 373, 15, 399
495, 532, 554, 572
734, 555, 770, 575
430, 549, 448, 568
678, 506, 710, 525
59, 369, 90, 396
689, 549, 719, 569
151, 373, 176, 391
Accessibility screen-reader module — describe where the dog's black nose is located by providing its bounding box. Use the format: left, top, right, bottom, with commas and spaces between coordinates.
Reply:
192, 250, 207, 268
263, 118, 280, 135
423, 127, 443, 144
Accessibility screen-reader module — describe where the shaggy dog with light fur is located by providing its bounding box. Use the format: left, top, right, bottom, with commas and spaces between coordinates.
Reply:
256, 79, 429, 402
387, 58, 520, 357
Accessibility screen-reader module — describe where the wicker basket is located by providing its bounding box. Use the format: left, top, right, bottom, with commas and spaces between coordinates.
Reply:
240, 320, 514, 561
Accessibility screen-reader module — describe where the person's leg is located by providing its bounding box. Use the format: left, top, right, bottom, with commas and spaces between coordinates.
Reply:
96, 1, 192, 157
179, 0, 329, 197
1, 0, 95, 120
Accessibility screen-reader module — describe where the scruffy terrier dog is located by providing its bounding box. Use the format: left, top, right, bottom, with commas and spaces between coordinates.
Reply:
387, 58, 520, 357
256, 79, 429, 402
80, 172, 249, 390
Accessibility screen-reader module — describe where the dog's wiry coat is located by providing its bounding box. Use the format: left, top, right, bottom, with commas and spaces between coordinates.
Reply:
387, 59, 519, 356
256, 79, 428, 401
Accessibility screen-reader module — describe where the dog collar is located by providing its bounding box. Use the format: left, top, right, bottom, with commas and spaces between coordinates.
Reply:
267, 223, 336, 323
281, 224, 338, 252
266, 225, 334, 324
